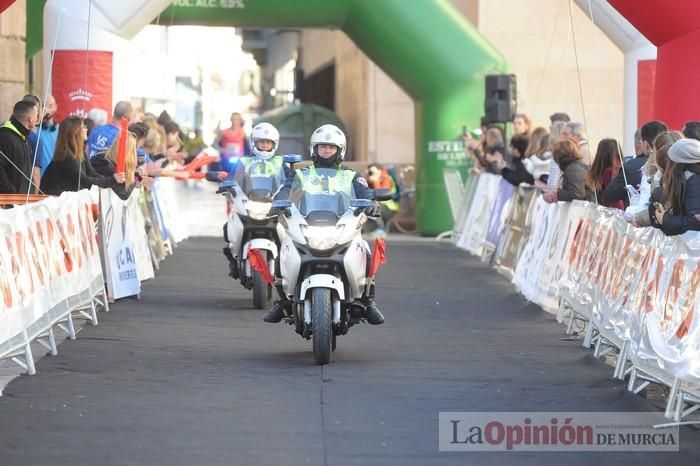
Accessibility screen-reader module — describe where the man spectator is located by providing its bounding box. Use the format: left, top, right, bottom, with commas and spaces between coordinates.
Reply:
604, 120, 668, 208
0, 101, 40, 194
683, 121, 700, 141
562, 121, 592, 166
623, 128, 642, 164
86, 108, 108, 136
549, 112, 571, 125
87, 101, 133, 158
22, 94, 43, 188
33, 95, 59, 178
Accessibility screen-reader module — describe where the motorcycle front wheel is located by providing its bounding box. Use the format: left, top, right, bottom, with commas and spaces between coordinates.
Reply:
312, 288, 333, 365
252, 270, 271, 309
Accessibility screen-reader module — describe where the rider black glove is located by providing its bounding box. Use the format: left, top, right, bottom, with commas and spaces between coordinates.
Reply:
365, 205, 381, 218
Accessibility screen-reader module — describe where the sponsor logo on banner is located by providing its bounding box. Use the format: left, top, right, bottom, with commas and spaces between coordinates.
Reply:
173, 0, 245, 7
485, 179, 515, 247
1, 192, 102, 345
439, 412, 678, 451
52, 50, 112, 121
428, 140, 469, 168
457, 174, 500, 255
100, 189, 140, 300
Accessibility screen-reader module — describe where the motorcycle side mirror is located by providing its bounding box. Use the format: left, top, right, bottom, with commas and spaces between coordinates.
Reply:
283, 154, 303, 165
350, 199, 373, 209
271, 199, 292, 217
374, 188, 393, 202
216, 180, 236, 196
350, 199, 374, 217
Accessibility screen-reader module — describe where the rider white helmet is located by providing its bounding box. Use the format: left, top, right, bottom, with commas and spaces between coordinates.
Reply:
250, 122, 280, 160
309, 124, 346, 164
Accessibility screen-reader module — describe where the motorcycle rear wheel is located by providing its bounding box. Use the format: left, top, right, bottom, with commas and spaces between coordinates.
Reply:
312, 288, 333, 365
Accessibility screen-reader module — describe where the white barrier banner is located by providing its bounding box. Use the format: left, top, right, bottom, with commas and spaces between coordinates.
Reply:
485, 179, 515, 247
0, 191, 102, 345
154, 178, 188, 244
456, 173, 500, 255
461, 174, 700, 385
512, 196, 557, 303
452, 174, 480, 241
127, 190, 154, 282
100, 189, 140, 300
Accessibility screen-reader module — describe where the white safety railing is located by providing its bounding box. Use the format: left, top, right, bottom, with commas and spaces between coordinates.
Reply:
454, 171, 700, 426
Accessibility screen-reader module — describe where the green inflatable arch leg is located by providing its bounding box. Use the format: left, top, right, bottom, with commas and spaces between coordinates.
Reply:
163, 0, 507, 235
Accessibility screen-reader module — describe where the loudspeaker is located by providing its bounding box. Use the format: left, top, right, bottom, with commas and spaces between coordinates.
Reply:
484, 74, 517, 124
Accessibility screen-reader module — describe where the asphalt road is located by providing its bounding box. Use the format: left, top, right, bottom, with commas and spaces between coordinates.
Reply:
0, 237, 697, 465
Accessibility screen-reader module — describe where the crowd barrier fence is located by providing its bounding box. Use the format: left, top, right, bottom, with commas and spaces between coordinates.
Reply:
0, 178, 189, 393
452, 172, 700, 425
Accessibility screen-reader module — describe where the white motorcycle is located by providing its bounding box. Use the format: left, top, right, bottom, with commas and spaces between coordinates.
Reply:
271, 165, 391, 365
212, 162, 283, 309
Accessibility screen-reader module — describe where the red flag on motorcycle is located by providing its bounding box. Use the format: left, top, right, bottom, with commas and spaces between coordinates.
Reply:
248, 249, 275, 285
369, 238, 387, 279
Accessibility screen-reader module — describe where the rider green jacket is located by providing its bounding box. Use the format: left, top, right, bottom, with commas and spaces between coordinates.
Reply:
274, 165, 375, 201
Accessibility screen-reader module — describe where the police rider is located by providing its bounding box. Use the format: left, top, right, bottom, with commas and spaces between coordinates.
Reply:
263, 124, 385, 325
222, 122, 285, 277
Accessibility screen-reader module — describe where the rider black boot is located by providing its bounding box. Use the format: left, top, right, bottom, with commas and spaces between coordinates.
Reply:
364, 299, 385, 325
222, 247, 239, 279
264, 300, 290, 323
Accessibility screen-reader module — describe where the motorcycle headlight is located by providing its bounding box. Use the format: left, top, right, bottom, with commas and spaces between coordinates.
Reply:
302, 225, 344, 251
246, 200, 271, 220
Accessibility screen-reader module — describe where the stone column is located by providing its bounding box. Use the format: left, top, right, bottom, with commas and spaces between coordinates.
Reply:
0, 0, 26, 119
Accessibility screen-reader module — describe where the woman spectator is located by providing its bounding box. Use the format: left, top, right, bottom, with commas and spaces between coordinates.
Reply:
141, 129, 189, 181
523, 127, 549, 182
524, 127, 548, 159
498, 134, 533, 186
545, 121, 567, 188
480, 126, 508, 174
91, 133, 153, 200
524, 132, 552, 184
512, 113, 532, 136
41, 116, 123, 195
543, 139, 593, 203
649, 138, 700, 236
628, 131, 682, 226
585, 139, 624, 209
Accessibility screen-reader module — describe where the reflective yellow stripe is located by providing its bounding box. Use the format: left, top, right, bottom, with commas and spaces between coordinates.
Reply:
0, 121, 26, 140
241, 156, 283, 176
296, 166, 355, 196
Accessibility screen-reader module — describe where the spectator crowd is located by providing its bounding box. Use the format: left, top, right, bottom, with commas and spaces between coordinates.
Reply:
0, 96, 211, 203
466, 112, 700, 237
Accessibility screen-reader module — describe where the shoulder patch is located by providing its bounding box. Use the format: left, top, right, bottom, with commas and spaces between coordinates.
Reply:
356, 176, 368, 187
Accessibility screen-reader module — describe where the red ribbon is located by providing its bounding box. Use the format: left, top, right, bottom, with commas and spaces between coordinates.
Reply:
248, 249, 275, 285
369, 238, 388, 279
115, 117, 128, 174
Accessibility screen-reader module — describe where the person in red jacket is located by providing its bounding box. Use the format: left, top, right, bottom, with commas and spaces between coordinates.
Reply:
214, 112, 249, 172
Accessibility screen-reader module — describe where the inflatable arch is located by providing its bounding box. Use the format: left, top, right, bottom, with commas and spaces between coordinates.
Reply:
43, 0, 507, 235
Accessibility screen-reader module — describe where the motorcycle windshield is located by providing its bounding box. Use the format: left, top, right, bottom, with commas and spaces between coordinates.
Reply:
295, 193, 351, 225
237, 174, 279, 202
288, 167, 355, 225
